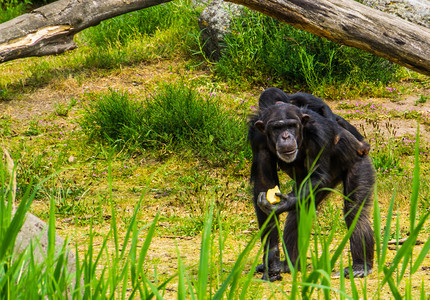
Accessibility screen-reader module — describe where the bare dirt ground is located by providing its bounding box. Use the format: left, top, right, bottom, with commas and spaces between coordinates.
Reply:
343, 95, 430, 143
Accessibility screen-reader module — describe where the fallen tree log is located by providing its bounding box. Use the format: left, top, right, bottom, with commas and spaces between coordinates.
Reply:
1, 0, 429, 77
0, 0, 171, 63
226, 0, 430, 76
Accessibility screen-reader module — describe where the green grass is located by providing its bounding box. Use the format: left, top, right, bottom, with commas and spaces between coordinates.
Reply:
0, 0, 30, 23
1, 0, 430, 298
0, 0, 57, 24
0, 0, 412, 101
80, 84, 250, 165
1, 133, 429, 298
415, 95, 429, 105
80, 3, 178, 47
215, 8, 400, 98
77, 0, 201, 68
0, 0, 202, 95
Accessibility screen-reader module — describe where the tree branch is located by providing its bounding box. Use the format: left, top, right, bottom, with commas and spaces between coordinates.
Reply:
0, 0, 171, 63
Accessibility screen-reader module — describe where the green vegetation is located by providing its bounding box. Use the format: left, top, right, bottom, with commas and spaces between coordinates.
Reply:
0, 0, 200, 94
80, 85, 250, 164
77, 1, 199, 68
1, 143, 429, 298
415, 94, 430, 105
0, 0, 73, 23
1, 0, 430, 298
0, 0, 31, 23
0, 0, 407, 99
216, 9, 400, 97
81, 4, 179, 47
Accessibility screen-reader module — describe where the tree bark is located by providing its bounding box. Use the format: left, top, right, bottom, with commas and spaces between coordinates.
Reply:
1, 0, 429, 76
226, 0, 430, 76
0, 0, 171, 63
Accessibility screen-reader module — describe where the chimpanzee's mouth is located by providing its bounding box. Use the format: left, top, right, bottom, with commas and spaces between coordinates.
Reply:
283, 149, 297, 156
277, 148, 298, 163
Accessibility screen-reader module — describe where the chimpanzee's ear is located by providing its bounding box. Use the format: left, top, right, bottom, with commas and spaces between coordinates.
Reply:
301, 114, 310, 125
254, 120, 266, 134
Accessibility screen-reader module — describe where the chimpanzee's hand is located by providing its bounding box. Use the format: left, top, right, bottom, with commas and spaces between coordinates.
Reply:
257, 192, 279, 215
258, 192, 297, 215
275, 193, 297, 211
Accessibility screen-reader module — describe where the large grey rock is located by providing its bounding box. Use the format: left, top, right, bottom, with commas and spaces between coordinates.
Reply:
198, 0, 243, 60
14, 211, 79, 291
363, 0, 429, 28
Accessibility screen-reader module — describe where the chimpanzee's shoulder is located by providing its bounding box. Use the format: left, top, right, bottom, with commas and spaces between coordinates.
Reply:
300, 107, 337, 149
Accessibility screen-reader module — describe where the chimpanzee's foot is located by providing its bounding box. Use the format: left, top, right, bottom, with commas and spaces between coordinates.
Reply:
343, 264, 372, 278
255, 263, 265, 273
261, 271, 282, 282
255, 263, 283, 281
257, 261, 296, 274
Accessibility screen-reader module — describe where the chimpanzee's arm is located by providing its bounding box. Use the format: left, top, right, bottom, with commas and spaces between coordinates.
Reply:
251, 146, 280, 210
250, 134, 285, 281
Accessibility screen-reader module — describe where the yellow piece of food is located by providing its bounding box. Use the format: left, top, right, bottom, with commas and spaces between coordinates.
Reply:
267, 186, 281, 204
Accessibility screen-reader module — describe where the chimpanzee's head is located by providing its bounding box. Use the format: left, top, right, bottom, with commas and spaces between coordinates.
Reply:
254, 103, 309, 163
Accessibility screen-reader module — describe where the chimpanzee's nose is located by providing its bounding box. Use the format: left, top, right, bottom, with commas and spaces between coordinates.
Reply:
281, 132, 290, 140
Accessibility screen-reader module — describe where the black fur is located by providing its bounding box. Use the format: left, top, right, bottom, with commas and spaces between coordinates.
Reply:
258, 87, 370, 155
249, 90, 375, 282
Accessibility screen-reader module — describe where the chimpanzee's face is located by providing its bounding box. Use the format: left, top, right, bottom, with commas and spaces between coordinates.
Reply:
267, 118, 300, 162
254, 103, 309, 163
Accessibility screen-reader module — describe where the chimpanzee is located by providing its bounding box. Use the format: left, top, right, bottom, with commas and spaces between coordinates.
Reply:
249, 89, 375, 282
259, 87, 370, 156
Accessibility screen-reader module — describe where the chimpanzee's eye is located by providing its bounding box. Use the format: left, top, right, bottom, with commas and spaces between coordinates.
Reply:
269, 120, 298, 132
273, 124, 285, 130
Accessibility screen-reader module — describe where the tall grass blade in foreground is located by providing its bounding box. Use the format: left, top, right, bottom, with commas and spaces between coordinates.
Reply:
196, 202, 213, 299
2, 126, 430, 298
0, 153, 75, 298
177, 199, 266, 300
212, 214, 266, 299
176, 244, 187, 300
375, 125, 430, 298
